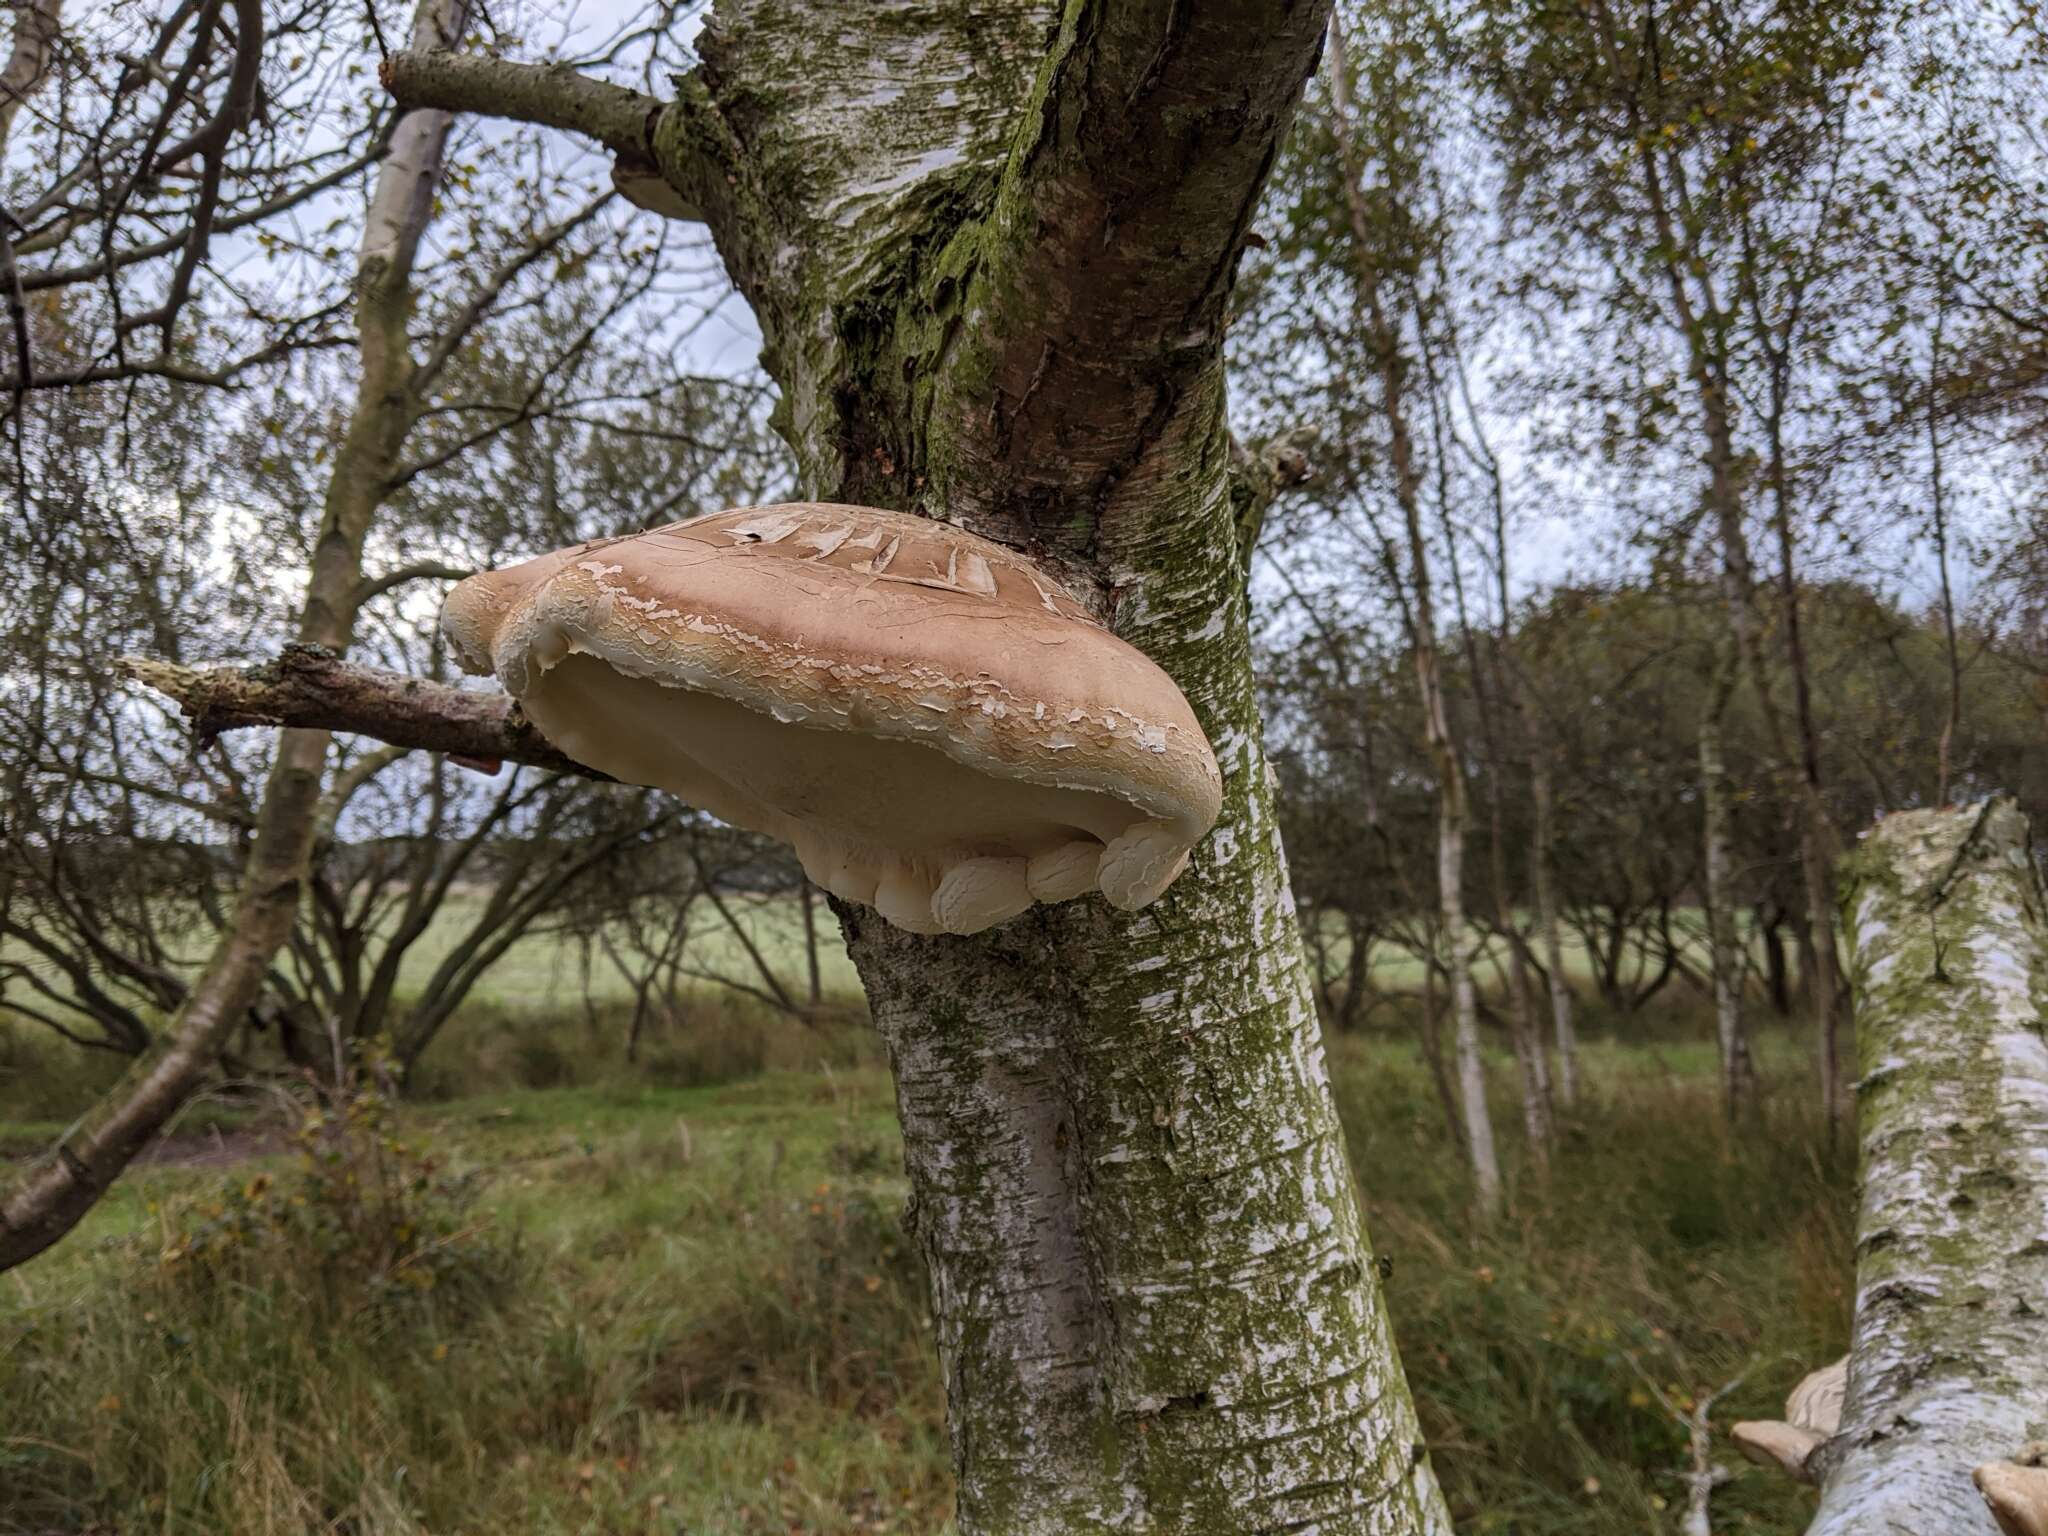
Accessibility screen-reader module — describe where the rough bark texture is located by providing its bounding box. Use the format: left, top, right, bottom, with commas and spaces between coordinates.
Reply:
0, 0, 471, 1271
394, 2, 1454, 1527
1810, 798, 2048, 1533
118, 649, 595, 779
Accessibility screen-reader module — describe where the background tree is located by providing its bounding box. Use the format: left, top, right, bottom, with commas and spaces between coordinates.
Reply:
0, 0, 773, 1250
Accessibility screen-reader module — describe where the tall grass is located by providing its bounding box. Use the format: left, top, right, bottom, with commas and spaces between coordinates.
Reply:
2, 1068, 946, 1535
1336, 1030, 1852, 1533
3, 1014, 1851, 1535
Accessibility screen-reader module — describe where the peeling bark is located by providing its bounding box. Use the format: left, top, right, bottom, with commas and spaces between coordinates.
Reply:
1810, 798, 2048, 1532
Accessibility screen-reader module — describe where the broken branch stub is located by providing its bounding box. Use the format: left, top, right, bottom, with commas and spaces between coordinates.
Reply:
441, 503, 1223, 936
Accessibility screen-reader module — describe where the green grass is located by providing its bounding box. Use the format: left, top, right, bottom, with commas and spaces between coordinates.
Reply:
1, 888, 1764, 1131
1, 1007, 1852, 1536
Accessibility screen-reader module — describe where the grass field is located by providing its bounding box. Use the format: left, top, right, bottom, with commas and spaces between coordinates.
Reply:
0, 888, 1734, 1126
2, 996, 1852, 1535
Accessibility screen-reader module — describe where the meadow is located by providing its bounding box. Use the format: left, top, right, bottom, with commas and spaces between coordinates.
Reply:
1, 909, 1852, 1535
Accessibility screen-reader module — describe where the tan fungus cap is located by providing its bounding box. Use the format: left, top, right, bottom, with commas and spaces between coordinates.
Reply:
1731, 1355, 1846, 1485
441, 503, 1223, 935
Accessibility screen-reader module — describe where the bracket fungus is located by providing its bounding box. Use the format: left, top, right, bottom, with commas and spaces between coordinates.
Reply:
1978, 1446, 2048, 1536
1731, 1355, 1844, 1485
441, 503, 1222, 936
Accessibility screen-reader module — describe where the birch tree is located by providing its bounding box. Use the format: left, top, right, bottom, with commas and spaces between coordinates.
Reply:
0, 0, 486, 1263
1260, 0, 1509, 1215
13, 2, 1457, 1529
1475, 0, 1888, 1128
1698, 634, 1757, 1118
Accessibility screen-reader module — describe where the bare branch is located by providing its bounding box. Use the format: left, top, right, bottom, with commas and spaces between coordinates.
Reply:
117, 646, 605, 781
349, 560, 472, 610
381, 49, 662, 161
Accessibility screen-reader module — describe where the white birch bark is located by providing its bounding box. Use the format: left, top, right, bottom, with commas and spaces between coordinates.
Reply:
1699, 638, 1753, 1119
328, 1, 1463, 1523
1323, 18, 1501, 1217
0, 0, 61, 155
1807, 798, 2048, 1533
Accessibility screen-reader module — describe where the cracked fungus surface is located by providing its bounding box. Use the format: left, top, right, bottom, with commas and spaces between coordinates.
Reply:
441, 503, 1222, 935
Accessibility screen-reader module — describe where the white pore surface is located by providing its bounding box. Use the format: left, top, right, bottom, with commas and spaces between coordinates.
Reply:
522, 654, 1180, 933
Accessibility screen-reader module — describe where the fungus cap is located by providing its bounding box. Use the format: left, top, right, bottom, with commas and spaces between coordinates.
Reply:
1978, 1458, 2048, 1536
1785, 1356, 1845, 1436
441, 503, 1223, 935
1729, 1356, 1846, 1485
1730, 1420, 1823, 1484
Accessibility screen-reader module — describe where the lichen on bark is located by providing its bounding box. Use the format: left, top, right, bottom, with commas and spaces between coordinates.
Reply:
1812, 798, 2048, 1533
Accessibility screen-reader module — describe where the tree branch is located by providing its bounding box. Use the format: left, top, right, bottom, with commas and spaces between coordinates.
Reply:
929, 0, 1331, 526
381, 50, 662, 162
118, 646, 606, 781
349, 560, 472, 610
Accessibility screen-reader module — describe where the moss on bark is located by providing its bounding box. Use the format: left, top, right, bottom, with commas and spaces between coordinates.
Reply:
1812, 799, 2048, 1534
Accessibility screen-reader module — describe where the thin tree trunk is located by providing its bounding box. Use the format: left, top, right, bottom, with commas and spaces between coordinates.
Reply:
1433, 780, 1501, 1213
1929, 279, 1961, 805
798, 877, 822, 1009
1757, 902, 1791, 1015
1326, 16, 1501, 1218
1416, 925, 1465, 1157
1762, 401, 1845, 1133
1698, 635, 1754, 1120
1443, 312, 1556, 1148
1437, 414, 1550, 1166
0, 0, 468, 1270
1602, 11, 1846, 1129
1806, 798, 2048, 1532
1528, 740, 1577, 1107
0, 0, 61, 155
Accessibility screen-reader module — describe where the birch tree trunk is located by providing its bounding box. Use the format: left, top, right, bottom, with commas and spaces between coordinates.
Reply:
1806, 798, 2048, 1533
388, 3, 1455, 1528
0, 0, 60, 154
1528, 739, 1577, 1108
1699, 637, 1754, 1120
0, 0, 471, 1269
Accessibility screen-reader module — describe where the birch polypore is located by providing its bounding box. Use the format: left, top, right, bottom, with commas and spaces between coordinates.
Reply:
442, 504, 1222, 935
1731, 1355, 1843, 1483
1979, 1452, 2048, 1536
1807, 798, 2048, 1534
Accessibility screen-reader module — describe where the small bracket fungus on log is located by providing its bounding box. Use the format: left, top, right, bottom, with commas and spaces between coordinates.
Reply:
1979, 1447, 2048, 1536
1732, 1356, 1845, 1484
441, 503, 1223, 936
